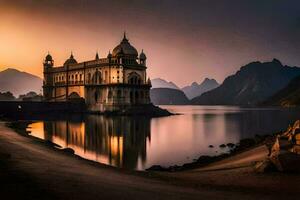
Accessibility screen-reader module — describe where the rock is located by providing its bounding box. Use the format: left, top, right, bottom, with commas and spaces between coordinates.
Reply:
290, 145, 300, 154
208, 145, 214, 148
293, 132, 300, 145
254, 159, 276, 173
146, 165, 167, 171
197, 155, 215, 164
219, 144, 226, 148
62, 148, 75, 154
270, 150, 300, 172
226, 143, 235, 148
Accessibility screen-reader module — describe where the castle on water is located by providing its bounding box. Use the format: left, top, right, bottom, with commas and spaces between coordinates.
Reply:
43, 33, 152, 112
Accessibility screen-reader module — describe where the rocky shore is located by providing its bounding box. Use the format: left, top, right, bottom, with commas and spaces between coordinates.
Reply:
147, 134, 276, 172
254, 120, 300, 172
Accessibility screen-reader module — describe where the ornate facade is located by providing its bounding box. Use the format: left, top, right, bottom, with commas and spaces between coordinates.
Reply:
43, 34, 152, 112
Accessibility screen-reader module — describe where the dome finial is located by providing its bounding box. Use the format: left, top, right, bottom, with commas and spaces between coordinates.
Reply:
70, 51, 74, 59
122, 31, 128, 42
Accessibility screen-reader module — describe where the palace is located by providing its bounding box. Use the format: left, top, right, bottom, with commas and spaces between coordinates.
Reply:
43, 33, 152, 112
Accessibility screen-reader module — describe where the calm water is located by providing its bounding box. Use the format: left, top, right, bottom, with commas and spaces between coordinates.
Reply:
26, 105, 300, 170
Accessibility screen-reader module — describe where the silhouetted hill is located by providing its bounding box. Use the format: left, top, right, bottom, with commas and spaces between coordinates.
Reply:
151, 78, 179, 90
191, 59, 300, 105
150, 88, 189, 105
263, 75, 300, 107
182, 78, 219, 99
0, 91, 15, 101
0, 68, 43, 96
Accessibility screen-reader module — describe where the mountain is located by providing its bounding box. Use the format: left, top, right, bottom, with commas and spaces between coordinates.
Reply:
150, 88, 189, 105
0, 68, 43, 96
191, 59, 300, 105
182, 78, 219, 99
151, 78, 179, 89
263, 75, 300, 107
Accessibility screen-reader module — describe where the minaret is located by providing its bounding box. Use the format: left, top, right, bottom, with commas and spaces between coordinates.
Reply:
139, 49, 147, 65
43, 52, 54, 100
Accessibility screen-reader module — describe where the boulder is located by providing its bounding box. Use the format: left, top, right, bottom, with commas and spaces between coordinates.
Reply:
254, 159, 276, 173
271, 150, 300, 172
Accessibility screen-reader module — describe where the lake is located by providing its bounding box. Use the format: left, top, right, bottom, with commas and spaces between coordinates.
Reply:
26, 105, 300, 170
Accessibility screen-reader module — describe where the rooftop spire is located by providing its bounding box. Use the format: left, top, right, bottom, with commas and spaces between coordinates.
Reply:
95, 51, 99, 60
107, 50, 112, 58
70, 51, 74, 59
122, 31, 128, 42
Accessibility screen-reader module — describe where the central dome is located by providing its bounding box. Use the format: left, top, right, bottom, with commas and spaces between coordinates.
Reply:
112, 33, 138, 57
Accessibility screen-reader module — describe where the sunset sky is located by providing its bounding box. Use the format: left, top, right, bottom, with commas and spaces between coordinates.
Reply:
1, 0, 300, 87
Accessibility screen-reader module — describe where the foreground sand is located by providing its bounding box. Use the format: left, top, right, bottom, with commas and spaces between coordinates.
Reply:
1, 122, 300, 200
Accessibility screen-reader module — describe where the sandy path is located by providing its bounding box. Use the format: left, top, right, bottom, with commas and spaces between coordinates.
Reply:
196, 145, 270, 171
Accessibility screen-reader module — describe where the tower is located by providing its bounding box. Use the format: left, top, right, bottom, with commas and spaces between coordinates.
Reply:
139, 49, 146, 65
43, 53, 54, 100
44, 52, 54, 69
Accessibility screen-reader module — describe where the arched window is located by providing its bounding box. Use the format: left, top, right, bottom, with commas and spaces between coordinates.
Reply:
130, 91, 134, 103
92, 71, 102, 84
87, 73, 91, 83
128, 72, 142, 85
117, 90, 121, 98
135, 91, 139, 104
95, 92, 98, 102
105, 71, 108, 83
108, 90, 112, 99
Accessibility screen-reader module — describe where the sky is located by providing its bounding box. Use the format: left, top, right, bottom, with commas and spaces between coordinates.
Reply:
1, 0, 300, 87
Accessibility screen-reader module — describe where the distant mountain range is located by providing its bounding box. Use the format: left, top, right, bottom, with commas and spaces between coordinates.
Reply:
150, 88, 189, 105
191, 59, 300, 105
0, 68, 43, 97
182, 78, 219, 99
263, 75, 300, 107
151, 78, 179, 90
3, 61, 300, 107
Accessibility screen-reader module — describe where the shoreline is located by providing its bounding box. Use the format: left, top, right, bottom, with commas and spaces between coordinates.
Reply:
7, 120, 275, 172
1, 121, 300, 199
147, 134, 276, 172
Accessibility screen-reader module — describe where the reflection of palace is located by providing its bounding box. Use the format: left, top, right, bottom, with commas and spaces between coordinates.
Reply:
43, 116, 151, 169
43, 33, 151, 112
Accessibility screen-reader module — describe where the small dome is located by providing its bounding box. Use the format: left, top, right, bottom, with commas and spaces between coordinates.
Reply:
112, 33, 138, 57
139, 49, 146, 60
64, 53, 77, 66
45, 53, 53, 61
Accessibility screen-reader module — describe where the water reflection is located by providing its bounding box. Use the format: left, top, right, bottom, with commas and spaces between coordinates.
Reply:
29, 115, 150, 170
27, 106, 300, 170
